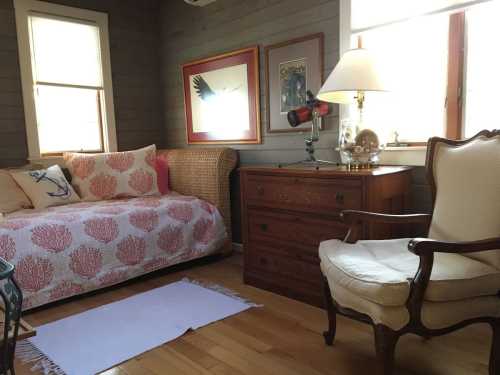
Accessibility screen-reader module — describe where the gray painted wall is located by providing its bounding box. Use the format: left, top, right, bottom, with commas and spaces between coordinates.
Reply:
0, 0, 164, 167
0, 0, 28, 166
0, 0, 431, 242
160, 0, 341, 164
159, 0, 433, 243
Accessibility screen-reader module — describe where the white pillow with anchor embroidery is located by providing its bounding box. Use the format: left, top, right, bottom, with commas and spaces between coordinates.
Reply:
11, 165, 80, 210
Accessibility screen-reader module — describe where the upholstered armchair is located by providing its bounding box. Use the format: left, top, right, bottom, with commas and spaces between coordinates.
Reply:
319, 130, 500, 375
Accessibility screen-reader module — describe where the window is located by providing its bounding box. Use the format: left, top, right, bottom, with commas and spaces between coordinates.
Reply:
14, 0, 117, 158
463, 1, 500, 138
342, 0, 500, 144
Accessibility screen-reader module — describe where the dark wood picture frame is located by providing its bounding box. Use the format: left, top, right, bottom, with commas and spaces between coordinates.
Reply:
182, 46, 261, 144
264, 33, 324, 133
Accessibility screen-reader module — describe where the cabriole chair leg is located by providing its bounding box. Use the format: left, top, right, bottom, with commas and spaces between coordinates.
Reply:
322, 278, 337, 346
373, 325, 399, 375
490, 319, 500, 375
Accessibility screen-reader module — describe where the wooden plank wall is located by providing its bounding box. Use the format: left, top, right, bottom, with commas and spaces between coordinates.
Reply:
0, 0, 164, 167
160, 0, 341, 165
0, 0, 27, 167
159, 0, 433, 242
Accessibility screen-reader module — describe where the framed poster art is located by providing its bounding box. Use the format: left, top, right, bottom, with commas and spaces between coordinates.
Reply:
265, 33, 324, 133
182, 46, 261, 144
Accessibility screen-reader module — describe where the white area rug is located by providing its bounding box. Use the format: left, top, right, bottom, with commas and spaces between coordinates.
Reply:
17, 279, 258, 375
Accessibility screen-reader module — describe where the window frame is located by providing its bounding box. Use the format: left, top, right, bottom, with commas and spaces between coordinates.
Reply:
14, 0, 117, 160
340, 0, 486, 148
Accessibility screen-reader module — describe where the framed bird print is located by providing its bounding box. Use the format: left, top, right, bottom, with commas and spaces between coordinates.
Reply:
265, 33, 324, 133
182, 46, 261, 144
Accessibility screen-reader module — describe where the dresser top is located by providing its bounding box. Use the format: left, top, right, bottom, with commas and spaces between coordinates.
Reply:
238, 164, 412, 177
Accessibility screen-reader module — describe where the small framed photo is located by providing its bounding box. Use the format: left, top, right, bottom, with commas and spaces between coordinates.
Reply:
265, 33, 324, 133
182, 46, 261, 144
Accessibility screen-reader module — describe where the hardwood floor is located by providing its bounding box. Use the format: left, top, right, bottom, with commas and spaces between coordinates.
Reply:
16, 253, 491, 375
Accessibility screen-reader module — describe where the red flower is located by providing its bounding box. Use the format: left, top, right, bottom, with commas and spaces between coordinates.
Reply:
90, 173, 117, 199
200, 200, 216, 214
84, 217, 119, 243
157, 225, 184, 254
106, 152, 135, 173
0, 219, 31, 230
128, 169, 154, 195
50, 281, 84, 300
99, 270, 128, 287
129, 210, 159, 232
31, 224, 72, 253
116, 235, 146, 265
16, 255, 54, 292
193, 218, 216, 245
167, 204, 193, 224
70, 245, 103, 279
71, 156, 95, 180
0, 235, 15, 261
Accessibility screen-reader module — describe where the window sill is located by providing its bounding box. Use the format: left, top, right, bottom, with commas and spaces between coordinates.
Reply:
28, 155, 64, 168
379, 146, 426, 166
384, 146, 427, 151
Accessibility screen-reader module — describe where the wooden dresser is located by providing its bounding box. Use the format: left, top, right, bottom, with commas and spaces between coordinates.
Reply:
239, 165, 412, 307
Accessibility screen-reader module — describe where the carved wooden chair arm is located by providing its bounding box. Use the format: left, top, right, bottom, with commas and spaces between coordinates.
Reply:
408, 237, 500, 255
405, 236, 500, 326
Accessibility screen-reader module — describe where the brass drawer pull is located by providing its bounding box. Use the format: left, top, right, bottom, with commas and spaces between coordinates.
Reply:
256, 186, 264, 195
335, 192, 345, 205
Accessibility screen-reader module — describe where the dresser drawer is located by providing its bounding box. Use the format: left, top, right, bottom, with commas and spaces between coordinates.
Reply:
245, 174, 362, 215
247, 209, 349, 248
246, 246, 322, 285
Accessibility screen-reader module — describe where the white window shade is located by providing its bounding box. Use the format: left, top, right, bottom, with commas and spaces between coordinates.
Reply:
30, 15, 103, 87
350, 14, 449, 143
36, 85, 103, 153
351, 0, 493, 31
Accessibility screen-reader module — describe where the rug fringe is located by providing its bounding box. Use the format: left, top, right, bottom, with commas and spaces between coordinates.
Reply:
182, 277, 262, 308
16, 340, 67, 375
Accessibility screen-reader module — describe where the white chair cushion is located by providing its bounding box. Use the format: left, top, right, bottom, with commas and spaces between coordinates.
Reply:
319, 238, 500, 306
328, 280, 500, 330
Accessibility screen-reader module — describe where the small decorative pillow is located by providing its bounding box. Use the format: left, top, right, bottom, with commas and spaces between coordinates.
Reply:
155, 155, 170, 195
64, 145, 160, 201
11, 165, 80, 209
0, 169, 32, 213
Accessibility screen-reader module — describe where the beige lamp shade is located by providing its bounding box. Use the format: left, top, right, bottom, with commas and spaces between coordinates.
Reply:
317, 48, 387, 104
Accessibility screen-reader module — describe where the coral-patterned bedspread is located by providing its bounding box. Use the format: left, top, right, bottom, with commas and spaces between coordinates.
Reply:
0, 194, 226, 310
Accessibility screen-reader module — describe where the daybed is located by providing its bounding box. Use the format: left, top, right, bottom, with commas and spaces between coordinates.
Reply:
0, 148, 238, 310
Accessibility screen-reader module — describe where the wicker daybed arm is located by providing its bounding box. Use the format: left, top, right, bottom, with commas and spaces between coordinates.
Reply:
408, 237, 500, 255
157, 148, 238, 252
341, 210, 432, 243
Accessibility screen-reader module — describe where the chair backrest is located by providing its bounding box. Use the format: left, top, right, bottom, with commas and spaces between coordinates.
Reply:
426, 130, 500, 268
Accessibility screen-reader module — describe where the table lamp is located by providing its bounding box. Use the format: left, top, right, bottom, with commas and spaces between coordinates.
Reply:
317, 44, 388, 168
